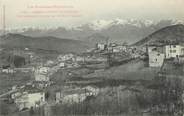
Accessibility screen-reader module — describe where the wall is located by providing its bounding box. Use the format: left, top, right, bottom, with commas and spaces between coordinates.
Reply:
149, 51, 165, 67
164, 45, 181, 59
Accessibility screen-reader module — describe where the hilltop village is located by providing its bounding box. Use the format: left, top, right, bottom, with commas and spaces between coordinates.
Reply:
1, 31, 184, 115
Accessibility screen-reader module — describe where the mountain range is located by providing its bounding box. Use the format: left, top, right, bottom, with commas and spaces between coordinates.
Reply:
0, 20, 184, 54
2, 19, 184, 45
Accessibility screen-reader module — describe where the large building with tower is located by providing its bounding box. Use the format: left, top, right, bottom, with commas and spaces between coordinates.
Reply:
147, 44, 184, 67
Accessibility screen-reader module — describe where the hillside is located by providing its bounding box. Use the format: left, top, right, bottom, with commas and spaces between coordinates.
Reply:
0, 33, 89, 53
83, 59, 158, 80
134, 24, 184, 47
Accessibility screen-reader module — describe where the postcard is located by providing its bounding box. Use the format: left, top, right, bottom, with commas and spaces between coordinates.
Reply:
0, 0, 184, 116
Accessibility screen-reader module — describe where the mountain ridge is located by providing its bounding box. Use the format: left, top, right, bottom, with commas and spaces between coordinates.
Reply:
133, 24, 184, 47
0, 33, 89, 53
2, 19, 183, 44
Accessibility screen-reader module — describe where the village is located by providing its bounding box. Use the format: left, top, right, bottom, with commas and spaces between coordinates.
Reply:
1, 39, 184, 116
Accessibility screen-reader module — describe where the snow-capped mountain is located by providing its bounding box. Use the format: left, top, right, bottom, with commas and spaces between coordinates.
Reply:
75, 19, 153, 31
3, 19, 184, 45
76, 19, 184, 31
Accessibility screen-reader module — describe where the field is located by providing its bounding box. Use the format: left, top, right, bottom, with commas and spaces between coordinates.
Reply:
83, 59, 160, 80
0, 72, 32, 94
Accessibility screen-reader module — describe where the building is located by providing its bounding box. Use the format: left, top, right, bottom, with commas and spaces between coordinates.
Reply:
112, 45, 127, 53
59, 62, 65, 68
14, 91, 45, 111
57, 54, 75, 62
56, 87, 99, 104
34, 67, 50, 82
147, 45, 165, 67
56, 89, 88, 104
37, 67, 50, 74
1, 68, 15, 73
96, 43, 107, 51
148, 51, 165, 67
84, 86, 100, 96
164, 45, 182, 59
147, 44, 184, 67
12, 85, 46, 111
107, 43, 127, 53
75, 56, 85, 62
34, 73, 50, 82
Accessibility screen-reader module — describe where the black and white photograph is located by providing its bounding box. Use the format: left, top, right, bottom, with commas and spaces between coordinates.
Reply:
0, 0, 184, 116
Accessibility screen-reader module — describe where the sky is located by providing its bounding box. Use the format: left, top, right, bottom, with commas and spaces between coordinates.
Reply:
0, 0, 184, 29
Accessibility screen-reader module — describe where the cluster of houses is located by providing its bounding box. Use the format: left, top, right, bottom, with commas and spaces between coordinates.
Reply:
96, 42, 141, 59
96, 43, 127, 53
147, 44, 184, 67
0, 42, 152, 113
9, 83, 100, 111
57, 53, 107, 64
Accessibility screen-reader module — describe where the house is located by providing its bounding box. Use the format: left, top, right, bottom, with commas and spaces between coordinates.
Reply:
59, 62, 65, 68
14, 91, 45, 111
84, 86, 100, 96
96, 43, 107, 51
164, 45, 182, 59
34, 73, 50, 82
57, 54, 75, 62
33, 81, 53, 89
1, 68, 15, 74
107, 43, 127, 53
36, 67, 50, 74
56, 88, 95, 104
34, 67, 50, 82
147, 44, 184, 67
75, 56, 85, 62
147, 46, 165, 67
149, 51, 165, 67
112, 45, 127, 53
11, 85, 46, 111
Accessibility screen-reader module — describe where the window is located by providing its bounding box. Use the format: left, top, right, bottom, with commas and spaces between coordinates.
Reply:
173, 45, 176, 48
